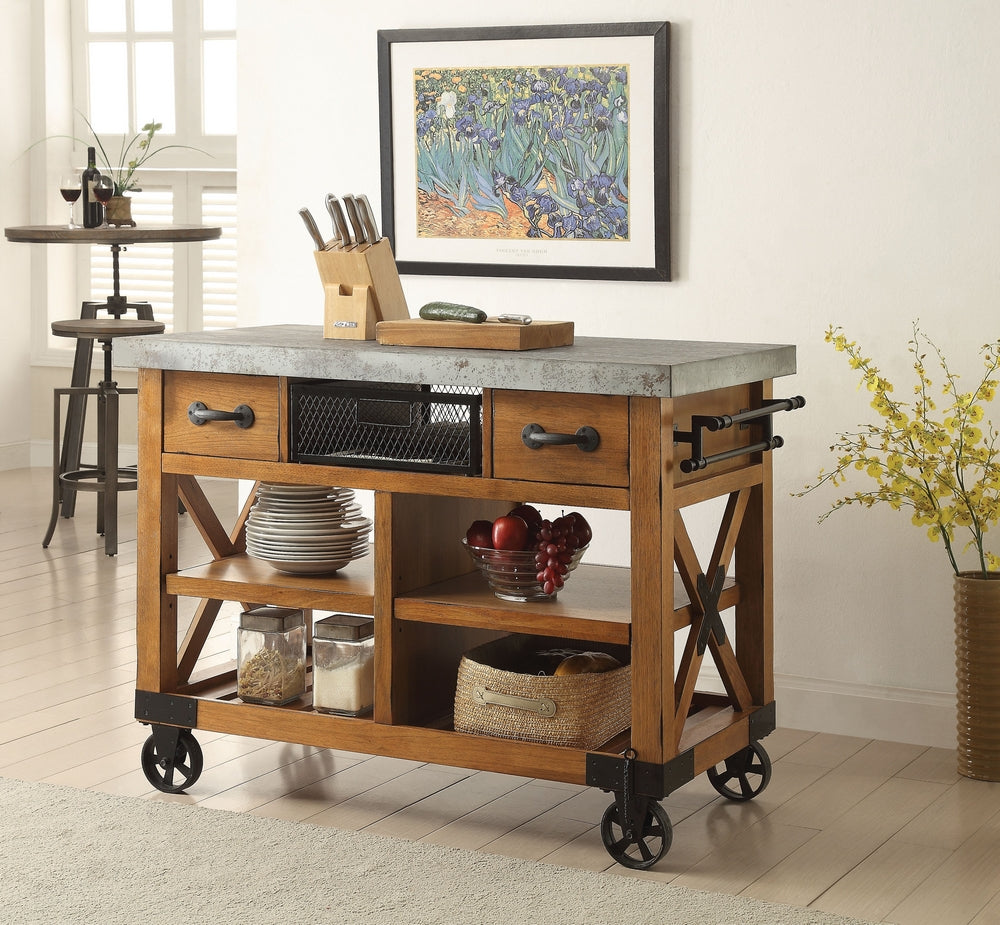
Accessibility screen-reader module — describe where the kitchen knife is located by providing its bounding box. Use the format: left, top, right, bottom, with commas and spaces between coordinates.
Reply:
324, 194, 345, 247
298, 207, 327, 251
342, 195, 368, 248
326, 195, 353, 248
356, 194, 381, 243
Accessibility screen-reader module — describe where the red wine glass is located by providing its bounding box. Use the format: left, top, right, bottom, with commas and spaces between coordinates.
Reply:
59, 172, 81, 228
93, 176, 114, 225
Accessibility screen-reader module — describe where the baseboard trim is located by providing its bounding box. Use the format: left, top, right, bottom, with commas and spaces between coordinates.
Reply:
0, 442, 31, 471
773, 673, 955, 748
698, 668, 955, 748
27, 440, 139, 470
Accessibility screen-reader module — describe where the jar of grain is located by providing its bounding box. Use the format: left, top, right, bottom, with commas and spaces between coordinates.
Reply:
312, 614, 374, 716
237, 606, 306, 705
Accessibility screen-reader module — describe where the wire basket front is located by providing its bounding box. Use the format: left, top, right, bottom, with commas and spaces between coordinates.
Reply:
290, 380, 482, 476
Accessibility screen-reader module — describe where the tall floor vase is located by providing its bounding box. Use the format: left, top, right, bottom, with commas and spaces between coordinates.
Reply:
955, 571, 1000, 781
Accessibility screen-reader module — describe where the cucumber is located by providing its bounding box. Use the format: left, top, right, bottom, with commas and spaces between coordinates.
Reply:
419, 301, 487, 324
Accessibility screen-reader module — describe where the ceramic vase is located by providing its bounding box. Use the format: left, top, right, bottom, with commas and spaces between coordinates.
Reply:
954, 571, 1000, 781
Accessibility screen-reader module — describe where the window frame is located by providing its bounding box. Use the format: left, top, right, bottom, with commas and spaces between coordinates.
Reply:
31, 0, 239, 366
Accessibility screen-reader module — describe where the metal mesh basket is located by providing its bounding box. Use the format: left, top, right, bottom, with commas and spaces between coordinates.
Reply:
290, 380, 482, 475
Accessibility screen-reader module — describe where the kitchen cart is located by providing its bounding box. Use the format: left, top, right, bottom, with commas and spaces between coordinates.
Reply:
119, 324, 799, 869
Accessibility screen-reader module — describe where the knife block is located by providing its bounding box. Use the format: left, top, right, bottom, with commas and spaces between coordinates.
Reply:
314, 239, 409, 340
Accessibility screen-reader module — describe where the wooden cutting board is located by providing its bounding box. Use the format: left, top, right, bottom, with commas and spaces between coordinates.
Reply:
375, 318, 574, 351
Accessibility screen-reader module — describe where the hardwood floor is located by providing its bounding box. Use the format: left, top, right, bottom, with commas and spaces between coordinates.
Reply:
2, 466, 998, 924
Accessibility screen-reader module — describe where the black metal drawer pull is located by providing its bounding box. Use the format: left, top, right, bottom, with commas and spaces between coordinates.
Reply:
187, 401, 255, 429
521, 423, 601, 452
675, 396, 805, 473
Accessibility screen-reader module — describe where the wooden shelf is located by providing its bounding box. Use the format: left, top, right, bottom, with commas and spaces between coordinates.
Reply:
395, 564, 632, 644
167, 553, 375, 613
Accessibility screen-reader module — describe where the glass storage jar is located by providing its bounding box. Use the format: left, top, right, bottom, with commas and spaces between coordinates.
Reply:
312, 614, 374, 716
237, 606, 306, 705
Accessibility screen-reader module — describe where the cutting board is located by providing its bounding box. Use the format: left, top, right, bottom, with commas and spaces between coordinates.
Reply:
375, 318, 574, 351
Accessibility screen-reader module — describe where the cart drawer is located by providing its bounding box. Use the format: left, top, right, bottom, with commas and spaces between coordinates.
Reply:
163, 371, 280, 460
492, 390, 629, 487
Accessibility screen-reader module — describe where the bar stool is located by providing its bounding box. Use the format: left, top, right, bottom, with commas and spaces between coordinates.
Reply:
43, 317, 165, 556
59, 298, 153, 519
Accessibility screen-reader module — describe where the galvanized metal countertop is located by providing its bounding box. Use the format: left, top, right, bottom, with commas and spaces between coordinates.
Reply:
114, 324, 796, 398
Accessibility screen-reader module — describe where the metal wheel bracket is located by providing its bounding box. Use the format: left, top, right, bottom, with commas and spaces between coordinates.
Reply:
135, 689, 198, 727
587, 746, 694, 799
149, 723, 183, 762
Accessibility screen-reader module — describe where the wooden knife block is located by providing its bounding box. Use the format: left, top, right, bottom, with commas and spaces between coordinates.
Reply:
314, 238, 409, 340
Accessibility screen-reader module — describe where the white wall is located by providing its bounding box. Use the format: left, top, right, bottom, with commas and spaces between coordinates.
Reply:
239, 0, 1000, 747
1, 0, 35, 469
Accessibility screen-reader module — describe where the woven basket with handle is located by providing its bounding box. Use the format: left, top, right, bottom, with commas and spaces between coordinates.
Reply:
453, 635, 631, 750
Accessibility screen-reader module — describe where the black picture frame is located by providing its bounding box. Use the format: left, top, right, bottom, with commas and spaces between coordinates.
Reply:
377, 22, 670, 281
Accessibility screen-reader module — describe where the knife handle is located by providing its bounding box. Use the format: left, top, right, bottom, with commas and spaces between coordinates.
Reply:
343, 195, 367, 247
299, 207, 327, 251
356, 194, 382, 243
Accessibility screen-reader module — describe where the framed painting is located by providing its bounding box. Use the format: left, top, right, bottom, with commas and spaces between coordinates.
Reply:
377, 22, 670, 281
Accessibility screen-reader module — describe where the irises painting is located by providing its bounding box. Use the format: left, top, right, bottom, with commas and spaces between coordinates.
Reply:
378, 23, 669, 280
413, 65, 631, 243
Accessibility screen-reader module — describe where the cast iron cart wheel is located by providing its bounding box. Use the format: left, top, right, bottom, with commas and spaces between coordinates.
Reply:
141, 729, 203, 793
600, 800, 672, 869
707, 740, 772, 801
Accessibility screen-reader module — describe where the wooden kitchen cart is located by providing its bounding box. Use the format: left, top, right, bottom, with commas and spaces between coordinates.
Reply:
120, 324, 800, 869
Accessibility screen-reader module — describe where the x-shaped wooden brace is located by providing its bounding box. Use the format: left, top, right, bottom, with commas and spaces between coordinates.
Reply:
174, 475, 259, 683
695, 566, 728, 656
672, 489, 754, 752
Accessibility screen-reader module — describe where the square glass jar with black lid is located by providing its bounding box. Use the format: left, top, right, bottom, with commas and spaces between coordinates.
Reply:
237, 606, 306, 705
312, 614, 375, 716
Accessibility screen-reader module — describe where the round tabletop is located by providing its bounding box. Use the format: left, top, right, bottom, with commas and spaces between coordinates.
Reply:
3, 224, 222, 245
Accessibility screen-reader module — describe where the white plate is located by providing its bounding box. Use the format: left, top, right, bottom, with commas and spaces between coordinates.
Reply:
252, 556, 356, 575
247, 547, 368, 563
246, 523, 368, 538
253, 498, 355, 512
247, 509, 364, 523
257, 483, 351, 495
246, 540, 369, 557
246, 518, 370, 537
255, 488, 353, 503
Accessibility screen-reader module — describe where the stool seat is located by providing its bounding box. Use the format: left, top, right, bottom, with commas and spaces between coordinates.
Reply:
52, 318, 165, 339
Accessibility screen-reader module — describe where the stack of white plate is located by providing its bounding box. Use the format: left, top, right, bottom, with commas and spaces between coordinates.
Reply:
245, 483, 372, 575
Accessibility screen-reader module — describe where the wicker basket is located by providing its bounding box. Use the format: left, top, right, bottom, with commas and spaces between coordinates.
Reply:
453, 635, 631, 750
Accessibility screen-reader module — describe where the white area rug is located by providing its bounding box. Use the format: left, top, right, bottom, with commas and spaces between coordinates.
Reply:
0, 776, 877, 924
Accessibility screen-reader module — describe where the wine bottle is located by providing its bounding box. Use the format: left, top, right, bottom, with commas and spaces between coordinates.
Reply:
82, 146, 104, 228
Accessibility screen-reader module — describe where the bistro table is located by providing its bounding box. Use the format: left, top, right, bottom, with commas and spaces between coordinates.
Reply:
5, 223, 222, 518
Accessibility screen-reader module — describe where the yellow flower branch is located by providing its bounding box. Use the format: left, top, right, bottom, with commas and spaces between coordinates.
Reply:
798, 323, 1000, 577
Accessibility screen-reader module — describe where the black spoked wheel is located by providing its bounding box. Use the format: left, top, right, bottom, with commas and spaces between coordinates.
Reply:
140, 729, 203, 793
600, 800, 672, 869
707, 740, 772, 801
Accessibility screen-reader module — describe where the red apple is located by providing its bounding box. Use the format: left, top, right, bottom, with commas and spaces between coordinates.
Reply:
567, 511, 593, 547
466, 519, 494, 548
508, 503, 543, 528
492, 514, 530, 551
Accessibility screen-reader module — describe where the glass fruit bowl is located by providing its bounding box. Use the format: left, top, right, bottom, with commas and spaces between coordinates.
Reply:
463, 539, 589, 602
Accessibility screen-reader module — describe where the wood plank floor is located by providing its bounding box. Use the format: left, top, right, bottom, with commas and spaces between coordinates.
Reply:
2, 466, 998, 924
